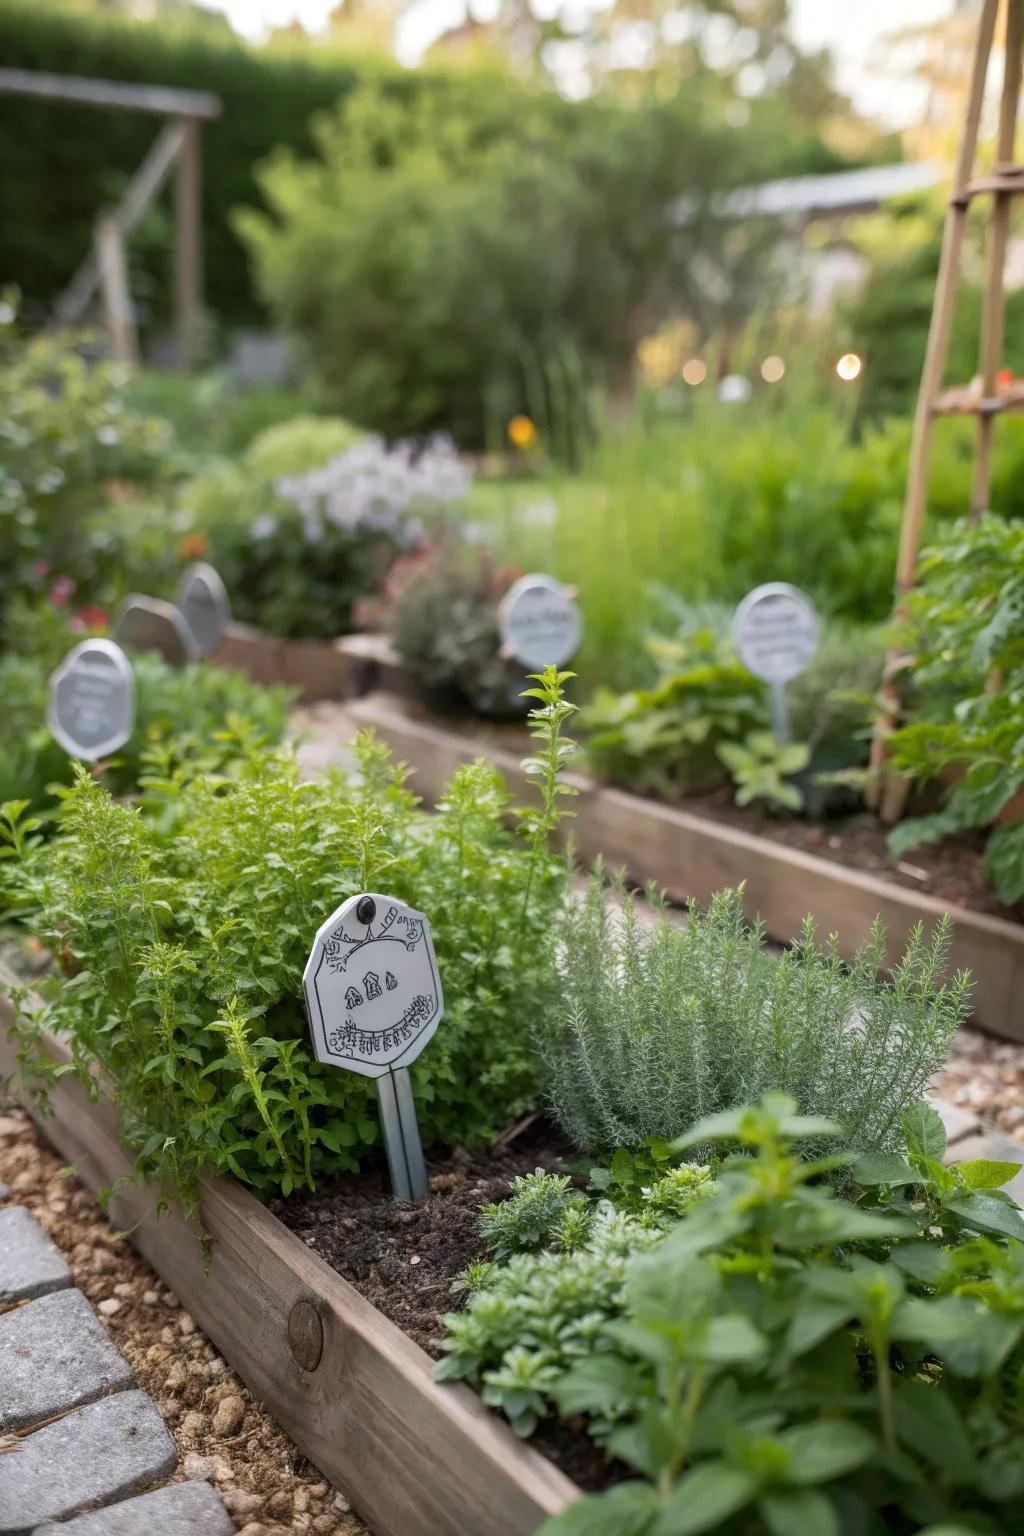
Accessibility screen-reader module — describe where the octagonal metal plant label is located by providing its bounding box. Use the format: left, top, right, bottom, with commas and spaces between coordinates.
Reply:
303, 894, 443, 1079
303, 894, 443, 1201
48, 638, 136, 762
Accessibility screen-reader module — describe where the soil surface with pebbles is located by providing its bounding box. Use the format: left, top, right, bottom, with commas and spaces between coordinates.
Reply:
935, 1027, 1024, 1140
0, 1101, 368, 1536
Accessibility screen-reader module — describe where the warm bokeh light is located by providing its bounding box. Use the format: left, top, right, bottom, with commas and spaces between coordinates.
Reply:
507, 414, 537, 449
836, 352, 863, 382
760, 355, 785, 383
682, 358, 707, 386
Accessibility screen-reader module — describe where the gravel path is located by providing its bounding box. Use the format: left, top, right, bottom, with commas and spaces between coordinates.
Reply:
935, 1027, 1024, 1141
0, 1106, 368, 1536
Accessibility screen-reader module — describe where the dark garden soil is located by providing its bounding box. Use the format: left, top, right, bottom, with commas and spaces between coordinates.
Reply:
296, 700, 1015, 923
455, 714, 1016, 921
271, 1121, 614, 1490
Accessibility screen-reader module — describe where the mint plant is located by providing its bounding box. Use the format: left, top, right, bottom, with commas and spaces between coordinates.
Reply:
2, 679, 576, 1210
541, 877, 970, 1157
439, 1093, 1024, 1533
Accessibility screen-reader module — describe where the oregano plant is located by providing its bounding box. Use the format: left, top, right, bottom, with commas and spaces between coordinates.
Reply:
1, 676, 577, 1213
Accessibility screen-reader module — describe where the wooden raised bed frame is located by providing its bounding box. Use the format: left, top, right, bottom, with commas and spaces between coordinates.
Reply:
0, 983, 577, 1536
341, 693, 1024, 1041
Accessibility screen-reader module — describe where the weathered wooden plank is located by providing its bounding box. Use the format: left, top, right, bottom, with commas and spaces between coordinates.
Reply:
0, 68, 221, 120
0, 986, 577, 1536
345, 693, 1024, 1041
213, 624, 355, 703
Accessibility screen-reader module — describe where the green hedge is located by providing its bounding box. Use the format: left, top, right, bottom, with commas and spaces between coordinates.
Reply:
0, 2, 504, 326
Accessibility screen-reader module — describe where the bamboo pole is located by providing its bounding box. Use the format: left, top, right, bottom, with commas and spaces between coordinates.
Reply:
972, 0, 1024, 518
866, 0, 1000, 814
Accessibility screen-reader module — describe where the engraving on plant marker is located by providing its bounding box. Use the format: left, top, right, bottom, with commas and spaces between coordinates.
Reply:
48, 638, 135, 761
114, 594, 198, 667
732, 583, 820, 685
178, 561, 230, 657
499, 573, 581, 670
303, 894, 443, 1079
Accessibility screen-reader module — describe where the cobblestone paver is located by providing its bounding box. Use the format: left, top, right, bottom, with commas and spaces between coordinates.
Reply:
0, 1287, 133, 1430
0, 1203, 234, 1534
0, 1390, 176, 1534
0, 1205, 71, 1302
32, 1479, 235, 1535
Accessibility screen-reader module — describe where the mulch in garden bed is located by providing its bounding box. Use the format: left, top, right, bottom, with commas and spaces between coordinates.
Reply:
271, 1120, 614, 1490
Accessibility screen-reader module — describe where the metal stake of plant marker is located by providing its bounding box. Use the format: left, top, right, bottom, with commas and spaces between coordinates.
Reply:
302, 892, 443, 1202
732, 583, 820, 746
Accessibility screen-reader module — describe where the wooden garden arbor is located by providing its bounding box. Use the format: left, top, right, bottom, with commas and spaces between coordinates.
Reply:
870, 0, 1024, 815
0, 68, 222, 368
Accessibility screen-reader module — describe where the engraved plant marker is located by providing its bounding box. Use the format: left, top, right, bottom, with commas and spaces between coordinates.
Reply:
732, 582, 820, 744
303, 893, 443, 1201
177, 561, 230, 658
114, 594, 198, 667
48, 638, 136, 762
499, 572, 582, 671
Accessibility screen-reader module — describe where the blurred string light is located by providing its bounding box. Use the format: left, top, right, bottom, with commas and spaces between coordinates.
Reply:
760, 355, 785, 383
718, 374, 751, 403
682, 358, 707, 386
836, 352, 863, 382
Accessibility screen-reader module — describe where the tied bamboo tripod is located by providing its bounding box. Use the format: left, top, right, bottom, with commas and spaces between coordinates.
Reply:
869, 0, 1024, 820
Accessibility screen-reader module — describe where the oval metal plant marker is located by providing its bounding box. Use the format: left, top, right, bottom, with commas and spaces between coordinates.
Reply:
303, 894, 444, 1201
48, 638, 136, 762
732, 582, 820, 743
114, 594, 198, 667
177, 561, 230, 658
499, 573, 582, 671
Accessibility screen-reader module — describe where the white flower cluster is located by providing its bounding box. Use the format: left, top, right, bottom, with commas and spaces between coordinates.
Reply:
270, 433, 472, 546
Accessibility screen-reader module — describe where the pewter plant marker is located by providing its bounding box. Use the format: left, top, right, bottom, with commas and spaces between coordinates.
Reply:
732, 582, 820, 744
177, 561, 230, 657
303, 893, 443, 1201
499, 572, 582, 670
114, 594, 198, 666
48, 638, 136, 761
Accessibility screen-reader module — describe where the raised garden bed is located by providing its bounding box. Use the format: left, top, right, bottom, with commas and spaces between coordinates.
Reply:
0, 978, 578, 1536
341, 691, 1024, 1041
211, 627, 409, 704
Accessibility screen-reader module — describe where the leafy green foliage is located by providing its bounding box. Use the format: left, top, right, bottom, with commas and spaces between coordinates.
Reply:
0, 313, 171, 618
238, 79, 781, 446
583, 619, 764, 799
717, 732, 809, 812
2, 678, 576, 1209
540, 877, 970, 1157
887, 514, 1024, 905
581, 604, 881, 812
0, 604, 291, 818
441, 1094, 1024, 1535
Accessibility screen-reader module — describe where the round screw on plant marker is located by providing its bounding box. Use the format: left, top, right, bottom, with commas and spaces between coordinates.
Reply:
356, 896, 377, 925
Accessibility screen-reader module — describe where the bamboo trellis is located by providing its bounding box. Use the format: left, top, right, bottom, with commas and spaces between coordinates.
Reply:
868, 0, 1024, 819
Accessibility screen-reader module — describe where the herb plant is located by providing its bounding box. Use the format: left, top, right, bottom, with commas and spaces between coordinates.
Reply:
440, 1094, 1024, 1534
2, 672, 576, 1213
887, 513, 1024, 904
541, 878, 970, 1157
0, 603, 292, 816
358, 527, 527, 716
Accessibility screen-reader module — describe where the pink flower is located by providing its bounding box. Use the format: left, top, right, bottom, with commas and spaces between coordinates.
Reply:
49, 576, 76, 608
